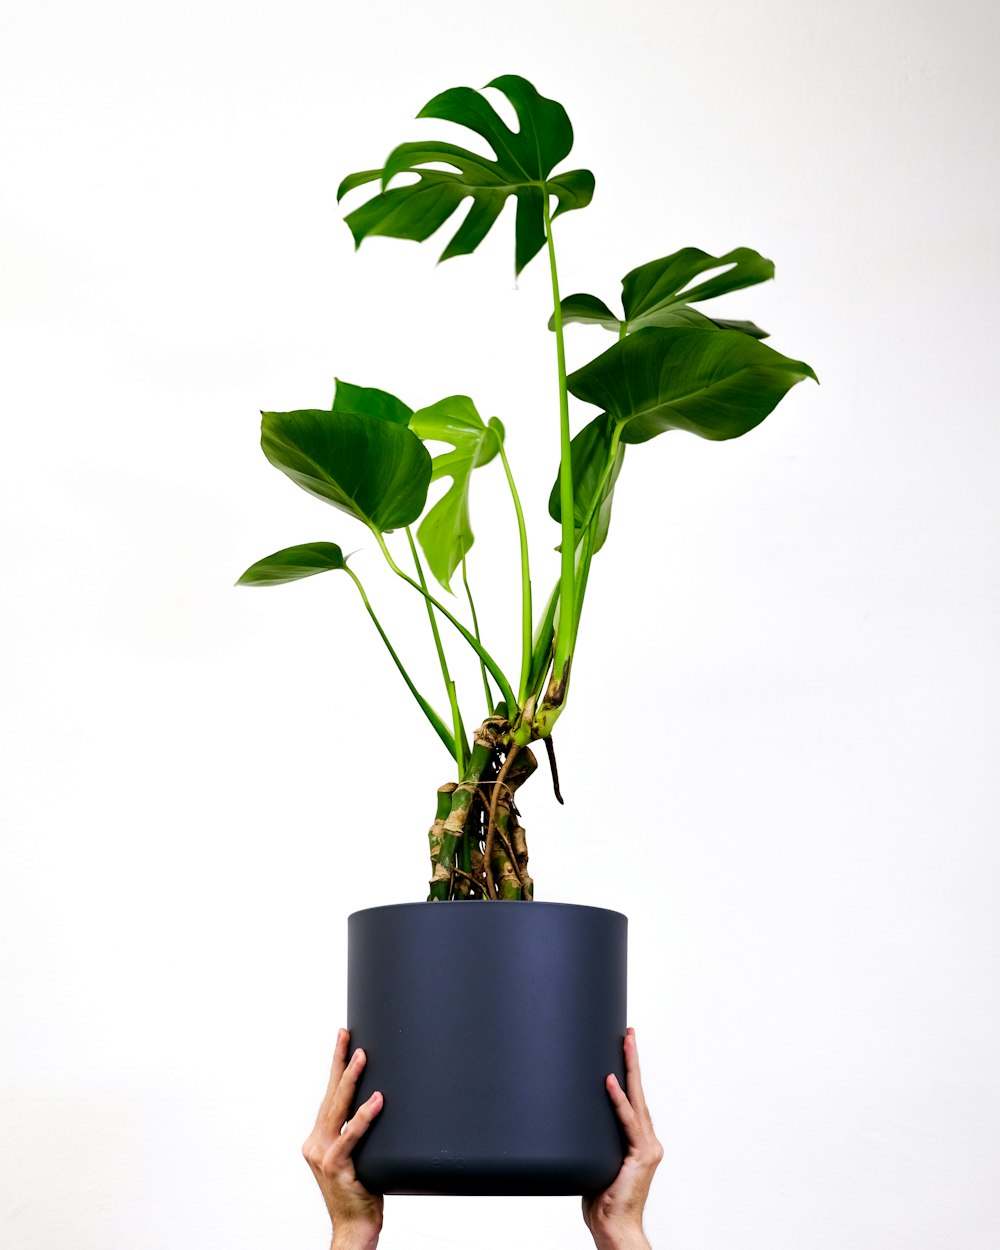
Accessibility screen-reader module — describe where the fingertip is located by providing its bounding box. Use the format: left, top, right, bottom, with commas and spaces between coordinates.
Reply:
369, 1090, 383, 1110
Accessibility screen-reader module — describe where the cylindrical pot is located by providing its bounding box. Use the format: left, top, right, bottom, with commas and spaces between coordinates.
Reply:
347, 901, 627, 1196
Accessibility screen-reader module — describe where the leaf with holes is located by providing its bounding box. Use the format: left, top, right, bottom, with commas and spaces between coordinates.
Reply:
552, 246, 773, 338
338, 74, 594, 276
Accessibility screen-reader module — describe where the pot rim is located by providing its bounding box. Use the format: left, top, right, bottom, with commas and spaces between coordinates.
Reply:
348, 900, 627, 923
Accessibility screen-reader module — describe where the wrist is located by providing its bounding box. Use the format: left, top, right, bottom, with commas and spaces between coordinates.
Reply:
330, 1231, 379, 1250
592, 1229, 650, 1250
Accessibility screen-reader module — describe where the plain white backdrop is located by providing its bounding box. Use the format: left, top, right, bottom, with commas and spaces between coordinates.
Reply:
3, 1, 998, 1246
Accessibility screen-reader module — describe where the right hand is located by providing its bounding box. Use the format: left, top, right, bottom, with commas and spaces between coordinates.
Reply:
302, 1028, 384, 1250
582, 1027, 663, 1250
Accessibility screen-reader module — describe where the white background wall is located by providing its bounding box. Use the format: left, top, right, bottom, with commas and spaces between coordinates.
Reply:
3, 1, 998, 1246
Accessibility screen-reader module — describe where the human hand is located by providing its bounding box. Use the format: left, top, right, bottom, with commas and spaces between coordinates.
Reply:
302, 1028, 384, 1250
582, 1027, 663, 1250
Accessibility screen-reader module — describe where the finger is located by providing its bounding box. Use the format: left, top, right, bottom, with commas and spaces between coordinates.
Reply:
331, 1090, 383, 1160
623, 1027, 652, 1122
605, 1071, 642, 1146
322, 1045, 367, 1131
314, 1028, 352, 1125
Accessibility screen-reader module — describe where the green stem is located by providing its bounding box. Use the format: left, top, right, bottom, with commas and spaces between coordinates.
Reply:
373, 530, 518, 713
496, 438, 533, 704
543, 195, 576, 688
429, 735, 493, 902
406, 528, 468, 773
462, 553, 494, 716
344, 566, 456, 759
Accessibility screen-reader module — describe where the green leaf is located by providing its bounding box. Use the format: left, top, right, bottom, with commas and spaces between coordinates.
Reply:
332, 378, 413, 425
337, 75, 594, 276
237, 542, 348, 586
551, 247, 774, 336
566, 327, 817, 445
708, 316, 769, 340
261, 409, 431, 532
621, 247, 774, 328
547, 412, 624, 555
408, 396, 504, 591
553, 293, 620, 331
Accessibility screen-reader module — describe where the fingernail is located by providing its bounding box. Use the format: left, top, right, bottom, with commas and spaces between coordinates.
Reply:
352, 1048, 365, 1067
369, 1091, 382, 1106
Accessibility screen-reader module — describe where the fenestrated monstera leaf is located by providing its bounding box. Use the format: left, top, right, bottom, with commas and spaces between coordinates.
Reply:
261, 409, 431, 533
547, 412, 624, 555
551, 246, 773, 338
408, 395, 504, 591
567, 326, 817, 446
332, 378, 412, 425
237, 542, 348, 586
337, 75, 594, 276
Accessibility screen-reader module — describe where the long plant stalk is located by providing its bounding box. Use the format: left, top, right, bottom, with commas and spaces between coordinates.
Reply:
406, 527, 468, 771
373, 530, 518, 712
543, 195, 577, 702
496, 438, 533, 704
461, 553, 494, 716
344, 566, 456, 758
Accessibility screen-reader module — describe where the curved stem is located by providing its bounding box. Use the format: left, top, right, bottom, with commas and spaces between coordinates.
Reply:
344, 565, 456, 759
462, 553, 494, 716
406, 528, 468, 772
543, 195, 576, 688
373, 529, 518, 713
496, 438, 533, 703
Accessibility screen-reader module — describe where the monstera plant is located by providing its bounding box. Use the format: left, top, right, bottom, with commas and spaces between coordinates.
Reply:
238, 74, 816, 904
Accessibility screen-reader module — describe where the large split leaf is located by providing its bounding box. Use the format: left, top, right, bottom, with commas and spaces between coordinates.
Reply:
567, 326, 817, 445
547, 412, 624, 555
337, 75, 594, 276
237, 542, 348, 586
552, 246, 773, 338
409, 395, 504, 591
261, 409, 431, 532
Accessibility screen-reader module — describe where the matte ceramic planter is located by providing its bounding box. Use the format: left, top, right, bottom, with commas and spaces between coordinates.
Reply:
347, 901, 627, 1195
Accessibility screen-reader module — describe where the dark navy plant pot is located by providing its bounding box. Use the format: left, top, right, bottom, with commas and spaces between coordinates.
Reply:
347, 901, 627, 1196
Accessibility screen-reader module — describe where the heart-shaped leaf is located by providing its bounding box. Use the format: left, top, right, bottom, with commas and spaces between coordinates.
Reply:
547, 412, 624, 555
261, 409, 431, 532
237, 542, 348, 586
408, 395, 504, 590
551, 246, 773, 338
338, 75, 594, 276
567, 326, 817, 445
332, 378, 413, 425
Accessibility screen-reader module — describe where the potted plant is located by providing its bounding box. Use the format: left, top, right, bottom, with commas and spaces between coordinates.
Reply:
238, 74, 815, 1196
